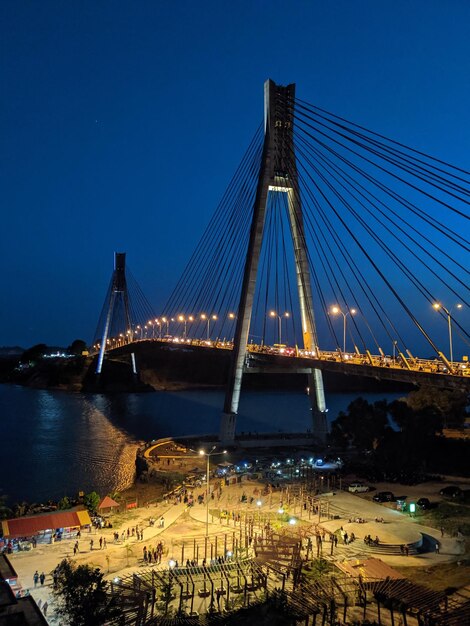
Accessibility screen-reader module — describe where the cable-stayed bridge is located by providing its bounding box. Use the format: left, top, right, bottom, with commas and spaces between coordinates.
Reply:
92, 80, 470, 442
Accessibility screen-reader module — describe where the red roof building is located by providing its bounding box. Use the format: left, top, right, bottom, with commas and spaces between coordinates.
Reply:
1, 508, 91, 538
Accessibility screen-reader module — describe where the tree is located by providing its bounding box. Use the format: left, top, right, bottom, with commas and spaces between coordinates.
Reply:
388, 399, 443, 438
0, 490, 12, 520
83, 491, 100, 514
405, 387, 468, 428
376, 399, 443, 474
58, 496, 71, 510
68, 339, 88, 355
329, 397, 391, 450
19, 343, 48, 364
53, 559, 121, 626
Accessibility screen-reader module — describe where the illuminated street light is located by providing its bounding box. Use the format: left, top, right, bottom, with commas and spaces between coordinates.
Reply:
331, 306, 356, 353
269, 310, 290, 344
161, 317, 170, 336
199, 446, 227, 536
433, 302, 462, 366
178, 315, 187, 339
201, 314, 218, 340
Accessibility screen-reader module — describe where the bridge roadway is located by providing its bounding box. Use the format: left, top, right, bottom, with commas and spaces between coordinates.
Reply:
101, 336, 470, 391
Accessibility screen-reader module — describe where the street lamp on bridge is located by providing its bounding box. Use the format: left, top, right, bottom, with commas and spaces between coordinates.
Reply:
161, 317, 170, 337
178, 315, 187, 339
201, 314, 217, 340
331, 306, 356, 354
199, 446, 227, 536
269, 310, 290, 344
433, 302, 463, 366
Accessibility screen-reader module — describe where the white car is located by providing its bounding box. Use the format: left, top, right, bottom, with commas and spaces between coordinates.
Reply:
348, 483, 370, 493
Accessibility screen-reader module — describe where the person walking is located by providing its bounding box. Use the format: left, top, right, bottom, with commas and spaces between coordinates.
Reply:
33, 571, 39, 587
90, 539, 94, 551
39, 572, 45, 586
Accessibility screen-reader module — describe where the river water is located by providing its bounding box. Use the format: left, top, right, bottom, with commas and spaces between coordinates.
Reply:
0, 385, 403, 504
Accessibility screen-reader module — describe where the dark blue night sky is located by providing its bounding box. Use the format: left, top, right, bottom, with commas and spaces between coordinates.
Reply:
1, 1, 469, 352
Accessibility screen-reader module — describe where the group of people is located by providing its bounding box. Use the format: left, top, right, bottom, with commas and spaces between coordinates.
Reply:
142, 541, 165, 564
87, 536, 108, 551
112, 524, 147, 543
340, 527, 356, 545
33, 570, 46, 587
364, 534, 380, 546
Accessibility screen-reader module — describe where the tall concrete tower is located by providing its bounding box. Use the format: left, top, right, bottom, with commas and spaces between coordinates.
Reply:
221, 80, 328, 442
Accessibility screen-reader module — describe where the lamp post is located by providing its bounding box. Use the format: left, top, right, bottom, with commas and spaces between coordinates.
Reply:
433, 302, 462, 366
269, 311, 290, 344
199, 446, 227, 536
178, 315, 187, 339
228, 313, 236, 343
201, 314, 217, 340
161, 317, 170, 337
331, 306, 356, 353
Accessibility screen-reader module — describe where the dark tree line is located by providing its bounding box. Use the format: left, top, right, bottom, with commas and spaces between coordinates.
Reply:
329, 388, 469, 477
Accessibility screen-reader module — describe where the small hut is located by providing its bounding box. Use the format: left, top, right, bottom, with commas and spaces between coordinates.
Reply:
98, 496, 120, 515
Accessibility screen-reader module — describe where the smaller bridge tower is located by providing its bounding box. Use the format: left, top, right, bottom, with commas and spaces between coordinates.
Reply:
96, 252, 136, 375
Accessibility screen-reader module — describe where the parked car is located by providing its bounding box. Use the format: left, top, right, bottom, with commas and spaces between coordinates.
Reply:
417, 497, 432, 510
439, 485, 462, 498
373, 491, 395, 503
348, 483, 370, 493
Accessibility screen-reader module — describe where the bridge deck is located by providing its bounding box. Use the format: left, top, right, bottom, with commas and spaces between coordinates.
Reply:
100, 338, 470, 391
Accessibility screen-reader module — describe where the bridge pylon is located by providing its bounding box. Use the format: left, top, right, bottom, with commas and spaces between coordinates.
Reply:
96, 252, 137, 376
221, 80, 328, 442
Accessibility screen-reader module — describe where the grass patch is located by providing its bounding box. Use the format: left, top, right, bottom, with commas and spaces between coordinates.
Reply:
108, 510, 141, 528
421, 501, 470, 535
395, 560, 470, 592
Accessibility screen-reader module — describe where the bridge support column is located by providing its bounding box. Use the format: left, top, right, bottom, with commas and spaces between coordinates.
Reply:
308, 370, 328, 441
